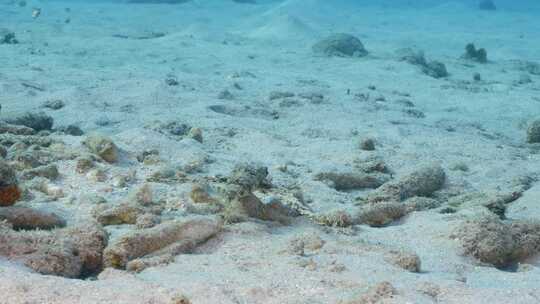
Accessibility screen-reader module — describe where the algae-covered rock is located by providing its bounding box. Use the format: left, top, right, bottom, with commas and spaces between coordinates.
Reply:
83, 134, 119, 163
313, 33, 368, 57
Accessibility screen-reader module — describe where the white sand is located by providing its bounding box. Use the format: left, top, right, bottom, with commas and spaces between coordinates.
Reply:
1, 0, 540, 303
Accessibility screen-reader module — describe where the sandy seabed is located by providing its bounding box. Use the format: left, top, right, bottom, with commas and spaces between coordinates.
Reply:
1, 0, 540, 303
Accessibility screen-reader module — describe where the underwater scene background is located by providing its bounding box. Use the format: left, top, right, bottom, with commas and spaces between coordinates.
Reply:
1, 0, 540, 303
